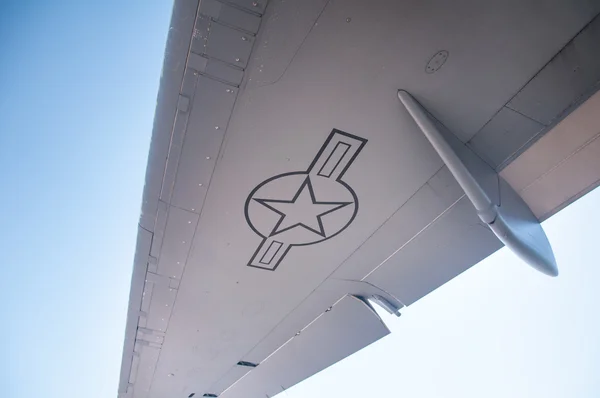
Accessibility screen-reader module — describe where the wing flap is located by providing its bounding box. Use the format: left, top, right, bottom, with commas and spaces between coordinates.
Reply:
240, 289, 343, 367
218, 295, 390, 398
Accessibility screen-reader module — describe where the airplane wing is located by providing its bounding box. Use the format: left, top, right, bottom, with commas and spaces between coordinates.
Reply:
118, 1, 600, 397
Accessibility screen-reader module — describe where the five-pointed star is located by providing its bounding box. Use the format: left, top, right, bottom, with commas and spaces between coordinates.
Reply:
254, 176, 352, 238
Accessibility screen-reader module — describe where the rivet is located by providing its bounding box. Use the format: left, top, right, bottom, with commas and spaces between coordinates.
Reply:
177, 261, 180, 264
241, 36, 247, 41
215, 126, 219, 130
168, 373, 174, 377
206, 156, 211, 160
346, 17, 351, 22
252, 2, 258, 6
182, 241, 186, 244
235, 58, 241, 62
198, 183, 203, 187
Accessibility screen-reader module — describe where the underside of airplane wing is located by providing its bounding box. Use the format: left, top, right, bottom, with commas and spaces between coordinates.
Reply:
118, 1, 600, 397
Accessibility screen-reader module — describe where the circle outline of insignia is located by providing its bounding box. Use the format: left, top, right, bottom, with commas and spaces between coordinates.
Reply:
244, 171, 359, 246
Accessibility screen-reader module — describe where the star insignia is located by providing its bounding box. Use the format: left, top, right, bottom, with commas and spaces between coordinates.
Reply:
254, 176, 352, 238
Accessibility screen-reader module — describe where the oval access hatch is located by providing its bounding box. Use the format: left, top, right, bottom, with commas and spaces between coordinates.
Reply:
425, 50, 449, 74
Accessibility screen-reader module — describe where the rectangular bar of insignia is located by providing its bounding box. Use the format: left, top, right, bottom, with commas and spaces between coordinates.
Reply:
259, 241, 283, 265
317, 142, 351, 178
248, 239, 291, 271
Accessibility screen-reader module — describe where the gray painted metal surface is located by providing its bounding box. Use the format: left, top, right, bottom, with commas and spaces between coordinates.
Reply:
118, 1, 600, 397
469, 107, 545, 169
500, 90, 600, 221
468, 13, 600, 170
507, 15, 600, 127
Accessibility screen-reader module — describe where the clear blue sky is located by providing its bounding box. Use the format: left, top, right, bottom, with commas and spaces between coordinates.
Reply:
1, 1, 172, 397
1, 2, 599, 398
